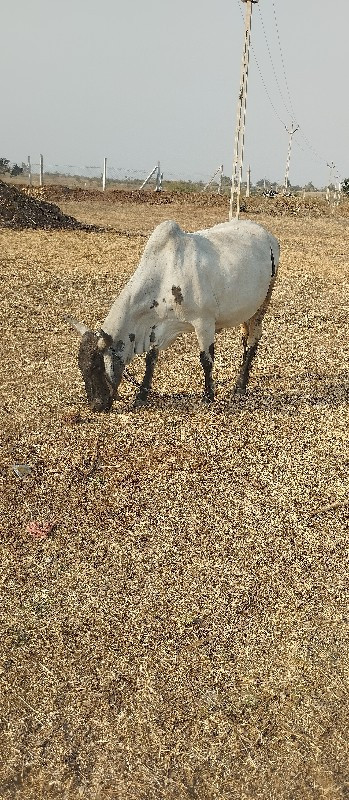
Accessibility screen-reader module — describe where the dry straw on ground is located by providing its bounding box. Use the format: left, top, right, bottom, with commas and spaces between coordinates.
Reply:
0, 183, 348, 799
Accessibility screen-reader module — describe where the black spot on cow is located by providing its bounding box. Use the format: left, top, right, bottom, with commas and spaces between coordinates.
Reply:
150, 325, 156, 344
150, 300, 159, 309
129, 333, 135, 342
172, 285, 183, 305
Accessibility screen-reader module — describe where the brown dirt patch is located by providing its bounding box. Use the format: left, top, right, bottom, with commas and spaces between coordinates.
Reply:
21, 182, 349, 217
0, 198, 348, 799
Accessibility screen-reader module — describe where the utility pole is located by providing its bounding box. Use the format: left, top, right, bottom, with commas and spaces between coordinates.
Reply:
229, 0, 259, 221
283, 122, 299, 193
327, 161, 335, 190
326, 161, 336, 205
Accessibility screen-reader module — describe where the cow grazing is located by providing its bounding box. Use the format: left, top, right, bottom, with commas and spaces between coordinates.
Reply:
67, 218, 280, 411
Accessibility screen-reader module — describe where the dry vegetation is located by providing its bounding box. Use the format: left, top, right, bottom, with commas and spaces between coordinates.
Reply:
1, 184, 348, 800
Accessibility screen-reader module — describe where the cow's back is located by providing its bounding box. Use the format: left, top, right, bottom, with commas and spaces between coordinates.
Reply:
184, 220, 280, 328
125, 218, 279, 334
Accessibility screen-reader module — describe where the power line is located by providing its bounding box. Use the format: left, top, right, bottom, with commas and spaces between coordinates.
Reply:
234, 0, 340, 178
234, 0, 288, 131
257, 3, 292, 120
271, 1, 296, 122
297, 128, 329, 167
270, 2, 333, 169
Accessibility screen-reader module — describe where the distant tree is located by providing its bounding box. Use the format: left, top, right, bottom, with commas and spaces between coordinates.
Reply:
221, 175, 232, 188
341, 178, 349, 195
10, 163, 23, 176
304, 181, 316, 192
256, 178, 271, 188
0, 158, 10, 174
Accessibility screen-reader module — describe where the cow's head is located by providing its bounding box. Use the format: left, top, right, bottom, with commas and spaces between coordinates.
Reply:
67, 317, 124, 412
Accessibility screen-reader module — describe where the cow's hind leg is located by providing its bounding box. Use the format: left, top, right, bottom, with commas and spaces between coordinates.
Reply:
194, 319, 215, 402
233, 321, 259, 395
233, 277, 276, 396
135, 347, 159, 404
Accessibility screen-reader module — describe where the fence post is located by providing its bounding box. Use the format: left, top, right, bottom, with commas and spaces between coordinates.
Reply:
140, 164, 158, 190
155, 162, 163, 192
39, 154, 44, 187
102, 157, 107, 191
203, 165, 224, 194
218, 164, 223, 195
28, 156, 32, 187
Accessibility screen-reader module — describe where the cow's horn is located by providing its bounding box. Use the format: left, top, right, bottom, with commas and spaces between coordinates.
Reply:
65, 315, 90, 337
97, 329, 113, 351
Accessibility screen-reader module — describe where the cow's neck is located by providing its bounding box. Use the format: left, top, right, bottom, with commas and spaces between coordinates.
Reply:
102, 286, 157, 364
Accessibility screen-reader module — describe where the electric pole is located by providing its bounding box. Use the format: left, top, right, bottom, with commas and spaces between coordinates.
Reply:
326, 161, 336, 204
283, 122, 299, 193
327, 161, 335, 189
229, 0, 259, 221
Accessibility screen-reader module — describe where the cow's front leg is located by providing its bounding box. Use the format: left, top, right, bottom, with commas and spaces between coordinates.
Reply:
194, 320, 215, 402
135, 347, 159, 404
200, 344, 215, 402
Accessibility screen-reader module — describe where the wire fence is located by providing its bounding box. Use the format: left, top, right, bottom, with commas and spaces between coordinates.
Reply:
4, 157, 229, 192
2, 157, 341, 198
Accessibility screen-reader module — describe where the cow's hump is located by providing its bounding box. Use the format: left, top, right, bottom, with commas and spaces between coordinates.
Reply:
144, 220, 183, 258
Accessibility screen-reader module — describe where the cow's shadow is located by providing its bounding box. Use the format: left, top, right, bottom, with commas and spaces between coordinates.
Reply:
128, 369, 349, 415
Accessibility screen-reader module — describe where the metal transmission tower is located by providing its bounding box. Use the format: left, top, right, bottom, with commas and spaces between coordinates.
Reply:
283, 122, 299, 193
229, 0, 259, 221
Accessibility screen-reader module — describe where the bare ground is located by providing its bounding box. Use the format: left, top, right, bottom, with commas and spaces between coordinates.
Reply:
0, 193, 348, 799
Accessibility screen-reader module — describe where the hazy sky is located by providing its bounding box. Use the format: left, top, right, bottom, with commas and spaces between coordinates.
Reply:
2, 1, 347, 187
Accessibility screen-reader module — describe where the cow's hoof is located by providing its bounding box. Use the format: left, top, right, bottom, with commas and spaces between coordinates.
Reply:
134, 390, 149, 407
232, 383, 246, 397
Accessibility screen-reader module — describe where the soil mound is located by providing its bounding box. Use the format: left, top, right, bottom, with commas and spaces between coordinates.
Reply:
24, 184, 229, 208
0, 180, 101, 231
21, 184, 344, 217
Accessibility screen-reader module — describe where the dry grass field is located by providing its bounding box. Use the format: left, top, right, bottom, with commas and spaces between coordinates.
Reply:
1, 188, 348, 799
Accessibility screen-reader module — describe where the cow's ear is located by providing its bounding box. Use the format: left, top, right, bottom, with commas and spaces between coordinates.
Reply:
65, 315, 91, 337
97, 329, 113, 351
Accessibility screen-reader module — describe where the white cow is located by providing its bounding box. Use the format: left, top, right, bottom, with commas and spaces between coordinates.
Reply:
67, 218, 280, 411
